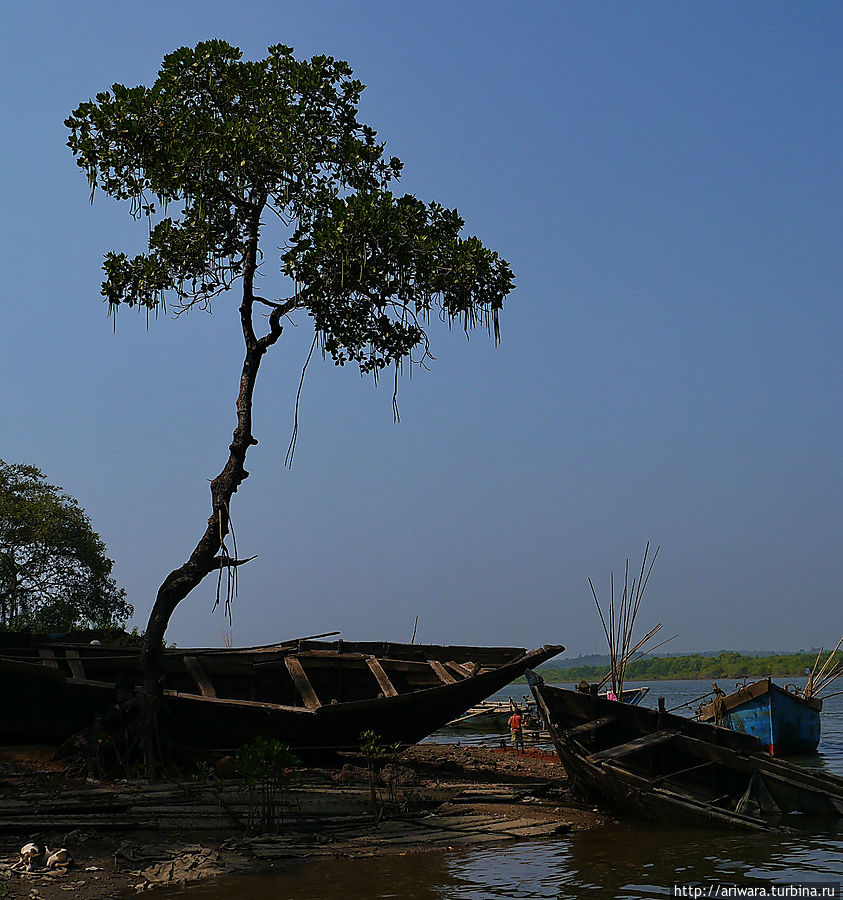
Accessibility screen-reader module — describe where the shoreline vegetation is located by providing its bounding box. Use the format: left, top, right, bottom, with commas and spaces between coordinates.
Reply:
527, 650, 829, 684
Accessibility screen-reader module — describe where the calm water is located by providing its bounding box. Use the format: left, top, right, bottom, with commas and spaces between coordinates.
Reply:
152, 679, 843, 899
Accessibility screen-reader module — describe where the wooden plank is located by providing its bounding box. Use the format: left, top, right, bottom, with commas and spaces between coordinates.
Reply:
161, 690, 306, 713
589, 730, 674, 762
562, 716, 615, 737
427, 659, 457, 684
38, 649, 59, 669
655, 734, 842, 812
651, 785, 773, 831
65, 649, 86, 680
673, 733, 758, 765
365, 657, 398, 698
445, 661, 472, 678
259, 655, 434, 672
183, 656, 217, 698
652, 760, 715, 785
284, 657, 321, 709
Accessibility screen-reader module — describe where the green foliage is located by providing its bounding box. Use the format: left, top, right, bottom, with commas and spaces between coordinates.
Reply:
532, 651, 829, 683
360, 729, 401, 816
0, 460, 132, 631
236, 736, 300, 832
65, 39, 513, 378
360, 728, 400, 759
192, 759, 216, 784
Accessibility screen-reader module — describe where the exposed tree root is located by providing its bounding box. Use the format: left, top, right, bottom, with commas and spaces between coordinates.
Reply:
57, 692, 194, 780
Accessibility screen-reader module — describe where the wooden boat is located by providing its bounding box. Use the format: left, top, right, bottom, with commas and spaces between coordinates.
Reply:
695, 678, 821, 755
445, 697, 536, 731
528, 672, 843, 831
0, 637, 562, 757
445, 684, 650, 731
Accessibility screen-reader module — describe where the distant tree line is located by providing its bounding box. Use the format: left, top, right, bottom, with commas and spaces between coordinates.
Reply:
527, 650, 830, 683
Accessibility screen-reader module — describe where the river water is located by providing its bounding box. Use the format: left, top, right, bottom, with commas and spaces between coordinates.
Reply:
151, 679, 843, 899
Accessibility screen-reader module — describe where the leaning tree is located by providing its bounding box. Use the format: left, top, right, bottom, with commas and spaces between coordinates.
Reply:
66, 40, 514, 709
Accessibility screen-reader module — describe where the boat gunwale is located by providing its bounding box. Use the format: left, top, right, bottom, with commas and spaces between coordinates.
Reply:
1, 644, 564, 712
697, 677, 823, 721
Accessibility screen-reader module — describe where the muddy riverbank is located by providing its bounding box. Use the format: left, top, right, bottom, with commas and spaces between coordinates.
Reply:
0, 744, 609, 898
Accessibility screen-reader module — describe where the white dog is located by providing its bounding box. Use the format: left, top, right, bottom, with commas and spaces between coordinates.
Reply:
13, 842, 72, 872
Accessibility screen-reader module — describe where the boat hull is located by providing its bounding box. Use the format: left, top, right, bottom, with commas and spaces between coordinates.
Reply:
529, 675, 843, 831
696, 679, 821, 755
0, 640, 563, 757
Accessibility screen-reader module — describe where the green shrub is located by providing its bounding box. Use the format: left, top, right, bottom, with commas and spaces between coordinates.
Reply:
236, 737, 300, 833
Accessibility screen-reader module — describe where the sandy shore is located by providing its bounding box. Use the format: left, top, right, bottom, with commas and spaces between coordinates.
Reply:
0, 743, 610, 898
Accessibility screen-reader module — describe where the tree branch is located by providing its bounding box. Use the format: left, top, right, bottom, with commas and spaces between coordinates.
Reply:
204, 554, 257, 573
256, 297, 299, 354
252, 295, 298, 311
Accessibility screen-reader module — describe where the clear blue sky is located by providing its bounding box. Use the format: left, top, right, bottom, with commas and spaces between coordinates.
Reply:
2, 2, 840, 655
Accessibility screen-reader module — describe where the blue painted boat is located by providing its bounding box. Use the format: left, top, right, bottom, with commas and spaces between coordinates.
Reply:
696, 677, 822, 755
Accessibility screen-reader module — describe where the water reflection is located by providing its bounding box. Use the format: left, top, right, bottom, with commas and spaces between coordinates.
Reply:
150, 828, 843, 900
561, 824, 783, 897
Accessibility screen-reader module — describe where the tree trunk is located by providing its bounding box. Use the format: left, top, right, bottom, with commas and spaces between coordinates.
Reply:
139, 203, 286, 767
141, 344, 263, 692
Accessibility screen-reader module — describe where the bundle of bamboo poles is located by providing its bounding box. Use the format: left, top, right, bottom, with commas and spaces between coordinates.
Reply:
588, 543, 672, 698
804, 634, 843, 699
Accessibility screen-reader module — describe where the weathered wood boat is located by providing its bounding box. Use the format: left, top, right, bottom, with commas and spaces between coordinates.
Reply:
445, 683, 650, 731
695, 678, 821, 755
0, 637, 562, 757
528, 672, 843, 831
445, 697, 536, 731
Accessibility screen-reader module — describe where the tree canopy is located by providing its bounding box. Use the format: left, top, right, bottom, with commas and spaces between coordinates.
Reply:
66, 40, 514, 695
66, 40, 512, 369
0, 460, 132, 631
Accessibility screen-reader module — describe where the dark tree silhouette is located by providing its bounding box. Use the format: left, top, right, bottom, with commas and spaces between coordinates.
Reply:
0, 460, 131, 631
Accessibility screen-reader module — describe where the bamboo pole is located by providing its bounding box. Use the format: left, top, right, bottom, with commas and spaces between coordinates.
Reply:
616, 622, 662, 692
814, 662, 843, 696
618, 561, 631, 695
619, 544, 659, 695
626, 632, 678, 667
597, 624, 664, 689
608, 572, 616, 695
807, 646, 825, 697
588, 577, 612, 668
811, 634, 843, 691
814, 687, 843, 701
814, 647, 840, 686
630, 543, 651, 646
589, 543, 661, 698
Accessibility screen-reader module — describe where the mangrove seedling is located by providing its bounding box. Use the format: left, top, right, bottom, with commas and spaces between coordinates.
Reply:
236, 736, 300, 833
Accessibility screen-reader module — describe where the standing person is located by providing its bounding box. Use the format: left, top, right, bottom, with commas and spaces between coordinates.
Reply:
508, 708, 525, 754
